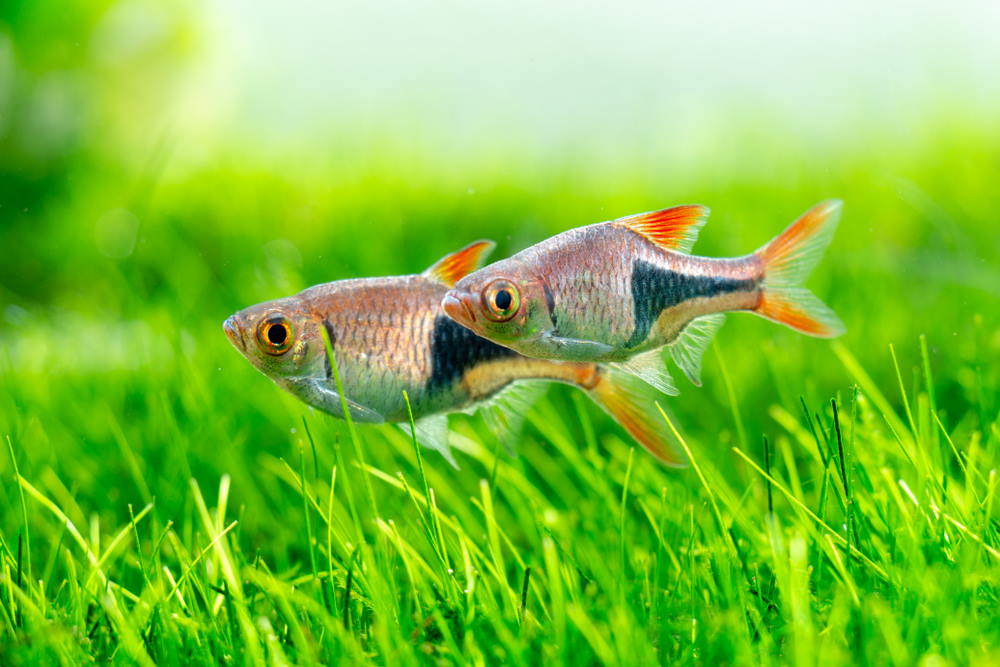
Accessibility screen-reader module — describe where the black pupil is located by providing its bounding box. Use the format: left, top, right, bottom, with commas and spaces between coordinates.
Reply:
267, 323, 288, 346
494, 289, 512, 311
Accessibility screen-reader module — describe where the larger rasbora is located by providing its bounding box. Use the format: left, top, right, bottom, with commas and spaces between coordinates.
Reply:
442, 200, 845, 395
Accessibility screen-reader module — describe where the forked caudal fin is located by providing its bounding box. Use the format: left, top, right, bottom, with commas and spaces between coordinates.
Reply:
753, 200, 846, 338
587, 367, 686, 466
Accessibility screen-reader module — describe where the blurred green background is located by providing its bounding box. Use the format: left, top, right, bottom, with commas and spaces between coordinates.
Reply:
1, 1, 998, 664
2, 0, 996, 473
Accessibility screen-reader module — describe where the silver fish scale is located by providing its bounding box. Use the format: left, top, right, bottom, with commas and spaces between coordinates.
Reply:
540, 225, 640, 347
320, 280, 445, 420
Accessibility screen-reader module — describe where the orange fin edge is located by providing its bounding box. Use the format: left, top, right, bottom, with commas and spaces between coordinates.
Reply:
753, 200, 845, 338
756, 288, 844, 338
424, 240, 496, 287
588, 368, 686, 466
615, 204, 710, 253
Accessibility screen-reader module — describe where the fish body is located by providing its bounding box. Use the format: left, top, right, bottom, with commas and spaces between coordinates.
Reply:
224, 241, 684, 465
226, 273, 591, 422
443, 201, 845, 393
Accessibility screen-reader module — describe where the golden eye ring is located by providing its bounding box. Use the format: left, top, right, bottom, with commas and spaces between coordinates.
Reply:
482, 280, 520, 322
256, 313, 294, 355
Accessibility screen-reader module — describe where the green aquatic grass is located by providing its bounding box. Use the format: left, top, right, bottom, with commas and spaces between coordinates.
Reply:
1, 328, 997, 665
2, 108, 1000, 663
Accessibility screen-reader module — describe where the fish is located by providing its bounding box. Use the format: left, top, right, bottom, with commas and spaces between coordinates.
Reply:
442, 200, 845, 394
223, 241, 685, 465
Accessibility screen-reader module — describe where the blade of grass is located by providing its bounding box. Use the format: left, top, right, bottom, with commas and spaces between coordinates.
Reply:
6, 436, 31, 585
730, 447, 888, 581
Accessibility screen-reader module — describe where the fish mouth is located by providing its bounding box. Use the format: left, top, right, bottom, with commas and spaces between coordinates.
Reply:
441, 292, 476, 326
223, 315, 243, 350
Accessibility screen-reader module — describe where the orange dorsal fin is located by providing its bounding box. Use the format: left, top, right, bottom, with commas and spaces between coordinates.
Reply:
615, 204, 709, 253
423, 240, 496, 286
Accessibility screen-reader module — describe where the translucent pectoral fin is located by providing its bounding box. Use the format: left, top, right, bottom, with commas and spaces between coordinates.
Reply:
670, 314, 725, 386
286, 378, 386, 423
534, 332, 617, 360
612, 348, 679, 396
400, 414, 457, 468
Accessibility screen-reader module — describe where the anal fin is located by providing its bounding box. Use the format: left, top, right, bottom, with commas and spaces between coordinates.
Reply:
612, 348, 679, 396
400, 414, 457, 468
669, 314, 725, 386
476, 380, 549, 457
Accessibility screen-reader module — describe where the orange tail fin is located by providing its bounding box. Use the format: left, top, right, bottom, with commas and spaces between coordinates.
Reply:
587, 368, 685, 466
753, 200, 845, 338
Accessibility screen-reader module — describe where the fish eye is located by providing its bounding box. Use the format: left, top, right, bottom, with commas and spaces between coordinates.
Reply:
267, 323, 287, 345
482, 280, 520, 322
256, 313, 294, 355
